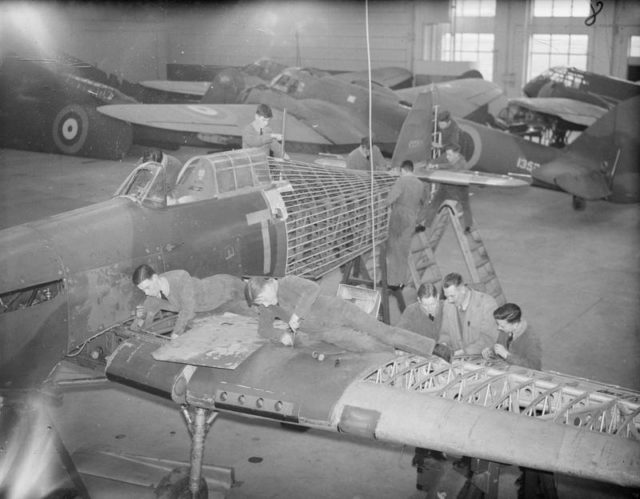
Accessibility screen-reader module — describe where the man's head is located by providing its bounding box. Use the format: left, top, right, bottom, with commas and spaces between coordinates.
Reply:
142, 148, 163, 163
245, 277, 279, 307
444, 144, 461, 163
254, 103, 273, 128
493, 303, 522, 334
437, 109, 451, 129
417, 283, 440, 316
400, 160, 414, 174
442, 272, 467, 306
132, 264, 162, 298
359, 136, 373, 155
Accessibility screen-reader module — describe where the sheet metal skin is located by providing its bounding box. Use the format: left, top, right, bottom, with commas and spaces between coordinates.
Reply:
332, 382, 640, 489
183, 343, 395, 424
105, 334, 640, 488
0, 188, 285, 388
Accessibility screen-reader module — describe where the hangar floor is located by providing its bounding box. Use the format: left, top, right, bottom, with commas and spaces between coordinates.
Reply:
1, 146, 638, 498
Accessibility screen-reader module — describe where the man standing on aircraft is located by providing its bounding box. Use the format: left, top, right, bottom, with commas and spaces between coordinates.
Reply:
438, 272, 499, 356
242, 103, 288, 159
346, 136, 387, 171
244, 275, 435, 356
132, 264, 250, 338
482, 303, 542, 370
385, 160, 427, 289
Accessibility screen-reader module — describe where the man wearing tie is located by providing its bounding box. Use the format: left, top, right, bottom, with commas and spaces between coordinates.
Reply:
241, 103, 288, 159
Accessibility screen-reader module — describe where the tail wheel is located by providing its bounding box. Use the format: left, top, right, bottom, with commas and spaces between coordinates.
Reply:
52, 104, 89, 155
51, 104, 133, 160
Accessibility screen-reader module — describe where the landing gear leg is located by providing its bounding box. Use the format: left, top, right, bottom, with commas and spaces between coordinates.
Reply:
572, 195, 586, 211
155, 406, 233, 499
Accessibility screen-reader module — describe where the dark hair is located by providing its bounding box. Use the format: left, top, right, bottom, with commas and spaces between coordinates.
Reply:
256, 103, 273, 118
442, 272, 463, 288
417, 282, 439, 300
400, 160, 414, 172
444, 143, 461, 153
493, 303, 522, 323
360, 136, 372, 147
438, 110, 451, 121
142, 149, 163, 163
132, 264, 156, 285
244, 276, 271, 306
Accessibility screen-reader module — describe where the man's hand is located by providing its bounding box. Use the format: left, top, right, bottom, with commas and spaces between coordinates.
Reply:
288, 313, 300, 332
493, 344, 509, 359
482, 347, 493, 360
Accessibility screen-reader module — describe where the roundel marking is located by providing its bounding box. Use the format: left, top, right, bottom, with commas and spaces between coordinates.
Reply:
52, 104, 89, 154
458, 122, 482, 169
187, 105, 220, 117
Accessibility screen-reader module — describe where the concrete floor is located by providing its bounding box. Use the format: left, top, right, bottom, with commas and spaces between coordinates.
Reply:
1, 146, 639, 498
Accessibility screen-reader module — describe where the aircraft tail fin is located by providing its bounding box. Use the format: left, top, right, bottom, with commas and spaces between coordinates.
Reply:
390, 90, 433, 169
559, 95, 640, 201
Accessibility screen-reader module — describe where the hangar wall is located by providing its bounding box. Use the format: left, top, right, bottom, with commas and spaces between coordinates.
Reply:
3, 1, 639, 95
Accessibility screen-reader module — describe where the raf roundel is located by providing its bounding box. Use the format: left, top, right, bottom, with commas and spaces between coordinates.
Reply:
52, 104, 90, 154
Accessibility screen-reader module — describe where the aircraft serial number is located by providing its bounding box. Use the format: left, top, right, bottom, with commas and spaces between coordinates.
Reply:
516, 157, 540, 173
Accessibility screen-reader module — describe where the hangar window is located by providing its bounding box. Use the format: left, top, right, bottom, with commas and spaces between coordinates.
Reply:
528, 34, 588, 81
0, 280, 63, 314
630, 36, 640, 57
442, 33, 494, 82
533, 0, 589, 18
454, 0, 495, 17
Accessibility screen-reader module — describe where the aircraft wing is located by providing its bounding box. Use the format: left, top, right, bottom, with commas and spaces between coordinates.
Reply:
104, 313, 640, 489
97, 103, 332, 145
395, 78, 507, 114
509, 97, 607, 127
334, 67, 413, 88
415, 169, 531, 188
139, 80, 211, 96
532, 157, 612, 200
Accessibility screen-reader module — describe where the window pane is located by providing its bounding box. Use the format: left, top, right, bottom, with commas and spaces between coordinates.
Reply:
455, 0, 496, 17
630, 36, 640, 57
567, 54, 587, 69
570, 35, 589, 53
534, 0, 589, 17
530, 54, 551, 78
528, 33, 589, 80
441, 32, 493, 80
533, 0, 554, 17
551, 34, 570, 53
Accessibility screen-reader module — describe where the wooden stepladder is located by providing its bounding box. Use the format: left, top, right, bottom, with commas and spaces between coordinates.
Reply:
408, 199, 506, 306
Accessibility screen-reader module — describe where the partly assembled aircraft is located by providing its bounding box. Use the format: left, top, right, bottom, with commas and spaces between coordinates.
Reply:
523, 66, 640, 109
140, 56, 413, 100
0, 51, 140, 160
401, 83, 640, 209
97, 65, 506, 155
1, 114, 638, 496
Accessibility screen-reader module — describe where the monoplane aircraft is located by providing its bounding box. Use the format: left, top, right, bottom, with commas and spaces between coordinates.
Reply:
523, 66, 640, 108
0, 139, 637, 497
140, 56, 413, 101
98, 66, 506, 155
400, 87, 640, 209
0, 51, 139, 160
